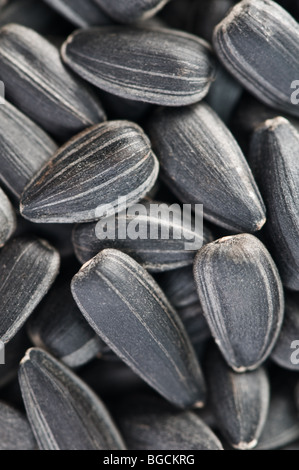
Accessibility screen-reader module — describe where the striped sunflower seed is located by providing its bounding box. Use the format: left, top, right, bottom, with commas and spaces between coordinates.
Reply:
19, 348, 126, 450
93, 0, 169, 23
271, 292, 299, 371
0, 400, 36, 450
0, 237, 60, 344
72, 199, 213, 271
193, 234, 284, 372
0, 23, 106, 140
61, 26, 215, 106
20, 121, 159, 223
43, 0, 111, 28
213, 0, 299, 118
0, 101, 57, 203
0, 187, 16, 247
114, 393, 223, 450
27, 259, 104, 368
206, 346, 269, 450
249, 117, 299, 290
71, 248, 206, 408
147, 102, 266, 232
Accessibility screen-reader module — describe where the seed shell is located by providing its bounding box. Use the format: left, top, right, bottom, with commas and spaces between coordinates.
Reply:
147, 102, 266, 232
213, 0, 299, 118
0, 400, 36, 450
94, 0, 169, 23
71, 248, 206, 408
248, 117, 299, 290
0, 186, 16, 247
0, 236, 60, 344
20, 121, 159, 224
43, 0, 111, 28
61, 25, 215, 106
0, 23, 106, 140
19, 348, 126, 450
193, 234, 284, 371
206, 346, 269, 450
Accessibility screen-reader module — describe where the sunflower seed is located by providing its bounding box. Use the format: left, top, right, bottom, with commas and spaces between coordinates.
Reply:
0, 23, 106, 140
72, 199, 212, 271
206, 346, 269, 450
158, 265, 201, 308
71, 248, 206, 408
93, 0, 169, 23
256, 373, 299, 450
61, 26, 215, 106
43, 0, 111, 28
271, 292, 299, 370
20, 121, 159, 224
19, 348, 126, 450
0, 237, 60, 344
147, 102, 266, 232
213, 0, 299, 118
0, 187, 16, 247
0, 101, 57, 203
114, 393, 223, 450
248, 117, 299, 290
27, 259, 104, 368
0, 400, 36, 450
193, 234, 284, 372
177, 303, 211, 351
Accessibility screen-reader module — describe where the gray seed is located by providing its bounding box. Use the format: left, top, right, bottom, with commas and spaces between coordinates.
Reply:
147, 102, 266, 232
271, 292, 299, 370
0, 400, 36, 450
193, 234, 284, 372
0, 23, 106, 140
213, 0, 299, 118
115, 393, 223, 450
93, 0, 169, 23
19, 348, 126, 450
20, 121, 159, 224
0, 186, 16, 247
256, 377, 299, 450
0, 237, 60, 344
206, 347, 269, 450
27, 261, 104, 368
248, 117, 299, 290
43, 0, 111, 28
0, 101, 57, 202
72, 199, 213, 271
61, 26, 215, 106
71, 248, 206, 408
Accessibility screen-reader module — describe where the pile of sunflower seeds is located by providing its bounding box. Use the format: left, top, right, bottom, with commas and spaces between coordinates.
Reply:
0, 0, 299, 451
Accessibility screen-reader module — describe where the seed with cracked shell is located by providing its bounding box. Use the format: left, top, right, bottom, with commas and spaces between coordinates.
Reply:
71, 248, 206, 408
193, 234, 284, 371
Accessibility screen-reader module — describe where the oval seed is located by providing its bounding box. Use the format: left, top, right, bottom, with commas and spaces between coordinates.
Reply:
0, 187, 16, 247
61, 25, 215, 106
20, 121, 159, 223
194, 234, 284, 371
71, 248, 206, 408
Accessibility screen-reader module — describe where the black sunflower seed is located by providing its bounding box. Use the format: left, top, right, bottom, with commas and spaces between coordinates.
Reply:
71, 248, 206, 408
43, 0, 111, 28
248, 117, 299, 291
19, 348, 126, 450
213, 0, 299, 118
0, 101, 57, 203
93, 0, 169, 23
61, 25, 215, 106
0, 237, 60, 344
27, 258, 104, 368
193, 234, 284, 372
206, 346, 269, 450
114, 393, 223, 450
72, 199, 212, 271
0, 400, 36, 450
0, 23, 106, 140
0, 186, 16, 247
147, 102, 266, 232
20, 121, 159, 224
